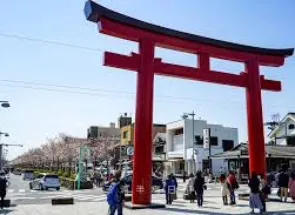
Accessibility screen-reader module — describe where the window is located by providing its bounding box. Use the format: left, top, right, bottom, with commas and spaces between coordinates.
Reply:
123, 131, 128, 138
155, 146, 164, 154
289, 124, 295, 130
210, 136, 218, 146
195, 135, 202, 145
174, 128, 183, 135
222, 140, 234, 151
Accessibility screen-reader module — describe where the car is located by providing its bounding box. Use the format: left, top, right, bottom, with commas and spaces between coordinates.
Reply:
23, 170, 34, 180
13, 169, 22, 176
29, 173, 60, 191
102, 174, 163, 193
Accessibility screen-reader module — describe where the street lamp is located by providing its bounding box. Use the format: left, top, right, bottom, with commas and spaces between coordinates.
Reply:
0, 101, 10, 108
182, 111, 196, 175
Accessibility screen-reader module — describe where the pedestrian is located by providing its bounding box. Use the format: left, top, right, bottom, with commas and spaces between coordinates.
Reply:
288, 171, 295, 202
220, 174, 230, 205
183, 171, 187, 183
194, 171, 205, 207
107, 170, 124, 215
165, 174, 177, 204
0, 171, 7, 209
278, 165, 289, 202
260, 175, 271, 214
186, 173, 195, 203
248, 172, 263, 214
227, 171, 239, 205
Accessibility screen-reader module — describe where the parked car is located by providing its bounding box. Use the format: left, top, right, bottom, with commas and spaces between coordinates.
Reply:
23, 170, 34, 180
29, 173, 60, 191
13, 169, 22, 176
102, 174, 163, 193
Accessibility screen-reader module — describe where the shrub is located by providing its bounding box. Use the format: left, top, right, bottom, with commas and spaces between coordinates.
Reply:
63, 172, 70, 178
58, 169, 64, 176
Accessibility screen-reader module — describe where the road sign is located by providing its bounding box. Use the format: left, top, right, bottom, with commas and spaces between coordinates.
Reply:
203, 128, 211, 148
126, 146, 134, 156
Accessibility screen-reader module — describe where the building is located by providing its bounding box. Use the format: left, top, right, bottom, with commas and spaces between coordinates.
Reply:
153, 133, 167, 175
120, 123, 166, 160
211, 143, 295, 181
268, 112, 295, 146
118, 113, 132, 129
166, 119, 238, 176
87, 123, 120, 139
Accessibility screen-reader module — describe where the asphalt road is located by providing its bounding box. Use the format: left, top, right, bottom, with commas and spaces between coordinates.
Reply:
6, 174, 105, 205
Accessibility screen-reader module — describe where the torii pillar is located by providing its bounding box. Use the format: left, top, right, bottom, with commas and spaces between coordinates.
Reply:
84, 0, 294, 206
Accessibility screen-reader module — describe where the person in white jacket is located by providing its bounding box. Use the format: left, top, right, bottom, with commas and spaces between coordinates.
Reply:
186, 173, 195, 203
220, 174, 230, 205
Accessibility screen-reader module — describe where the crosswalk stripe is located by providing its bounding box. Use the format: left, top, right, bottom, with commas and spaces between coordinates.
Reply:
19, 189, 26, 193
8, 189, 14, 193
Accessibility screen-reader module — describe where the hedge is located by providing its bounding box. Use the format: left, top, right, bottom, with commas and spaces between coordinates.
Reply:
32, 169, 92, 190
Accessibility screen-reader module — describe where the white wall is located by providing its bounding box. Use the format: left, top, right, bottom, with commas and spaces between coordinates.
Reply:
166, 118, 239, 175
273, 118, 295, 146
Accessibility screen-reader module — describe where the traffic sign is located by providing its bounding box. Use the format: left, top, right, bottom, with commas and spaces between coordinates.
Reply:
126, 146, 134, 156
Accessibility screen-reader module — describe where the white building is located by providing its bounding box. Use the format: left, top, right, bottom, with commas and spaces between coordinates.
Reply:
268, 112, 295, 146
166, 119, 238, 176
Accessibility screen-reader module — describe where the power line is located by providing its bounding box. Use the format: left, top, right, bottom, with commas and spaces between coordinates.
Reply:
0, 79, 246, 106
0, 32, 105, 53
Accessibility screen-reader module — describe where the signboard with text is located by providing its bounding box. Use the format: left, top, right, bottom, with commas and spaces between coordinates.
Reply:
203, 128, 211, 149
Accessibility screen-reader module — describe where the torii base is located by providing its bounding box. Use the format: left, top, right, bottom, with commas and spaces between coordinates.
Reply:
124, 202, 165, 210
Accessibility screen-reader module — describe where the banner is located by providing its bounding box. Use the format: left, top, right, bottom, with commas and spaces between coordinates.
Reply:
203, 128, 211, 148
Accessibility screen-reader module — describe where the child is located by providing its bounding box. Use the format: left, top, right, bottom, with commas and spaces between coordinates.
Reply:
220, 174, 230, 205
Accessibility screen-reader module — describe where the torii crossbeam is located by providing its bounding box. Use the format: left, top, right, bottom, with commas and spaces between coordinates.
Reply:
84, 0, 293, 206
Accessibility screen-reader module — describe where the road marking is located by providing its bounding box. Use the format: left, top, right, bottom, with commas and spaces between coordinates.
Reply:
19, 189, 26, 193
8, 189, 14, 193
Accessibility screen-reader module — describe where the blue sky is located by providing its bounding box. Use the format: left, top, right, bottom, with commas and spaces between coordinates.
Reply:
0, 0, 294, 159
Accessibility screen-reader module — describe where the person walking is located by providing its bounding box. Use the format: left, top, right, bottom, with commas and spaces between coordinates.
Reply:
107, 171, 124, 215
165, 174, 177, 204
194, 171, 205, 207
0, 171, 7, 209
220, 174, 230, 205
260, 175, 271, 214
288, 171, 295, 202
278, 165, 289, 202
248, 172, 263, 214
227, 171, 239, 205
186, 173, 195, 203
183, 171, 187, 183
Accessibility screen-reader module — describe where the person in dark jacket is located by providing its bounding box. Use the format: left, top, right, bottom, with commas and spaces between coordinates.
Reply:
278, 165, 289, 202
107, 171, 124, 215
165, 174, 177, 204
194, 171, 205, 207
0, 171, 7, 209
248, 172, 263, 214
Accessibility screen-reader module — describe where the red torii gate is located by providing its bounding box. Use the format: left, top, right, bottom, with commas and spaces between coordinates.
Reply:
84, 0, 293, 206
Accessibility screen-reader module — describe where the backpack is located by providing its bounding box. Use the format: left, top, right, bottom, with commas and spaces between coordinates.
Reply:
107, 182, 119, 206
261, 184, 271, 195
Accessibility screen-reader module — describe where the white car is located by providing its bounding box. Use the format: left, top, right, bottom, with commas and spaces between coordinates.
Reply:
29, 173, 60, 191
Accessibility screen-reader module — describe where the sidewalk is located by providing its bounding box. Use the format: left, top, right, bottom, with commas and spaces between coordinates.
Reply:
5, 195, 295, 215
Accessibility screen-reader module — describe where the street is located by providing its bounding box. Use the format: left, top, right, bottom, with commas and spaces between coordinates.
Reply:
6, 174, 105, 205
0, 175, 294, 215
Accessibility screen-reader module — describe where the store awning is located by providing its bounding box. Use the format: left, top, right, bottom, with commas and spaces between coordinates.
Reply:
211, 143, 295, 160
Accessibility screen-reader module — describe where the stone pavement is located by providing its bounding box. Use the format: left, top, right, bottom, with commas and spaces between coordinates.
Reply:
3, 194, 295, 215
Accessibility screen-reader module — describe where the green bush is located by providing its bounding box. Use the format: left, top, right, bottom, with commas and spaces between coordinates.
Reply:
57, 169, 64, 176
63, 172, 70, 178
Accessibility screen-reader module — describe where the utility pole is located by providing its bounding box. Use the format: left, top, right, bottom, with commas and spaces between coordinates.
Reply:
0, 143, 23, 169
183, 111, 196, 175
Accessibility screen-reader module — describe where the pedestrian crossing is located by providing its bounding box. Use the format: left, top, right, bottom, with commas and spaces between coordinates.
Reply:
6, 189, 108, 203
